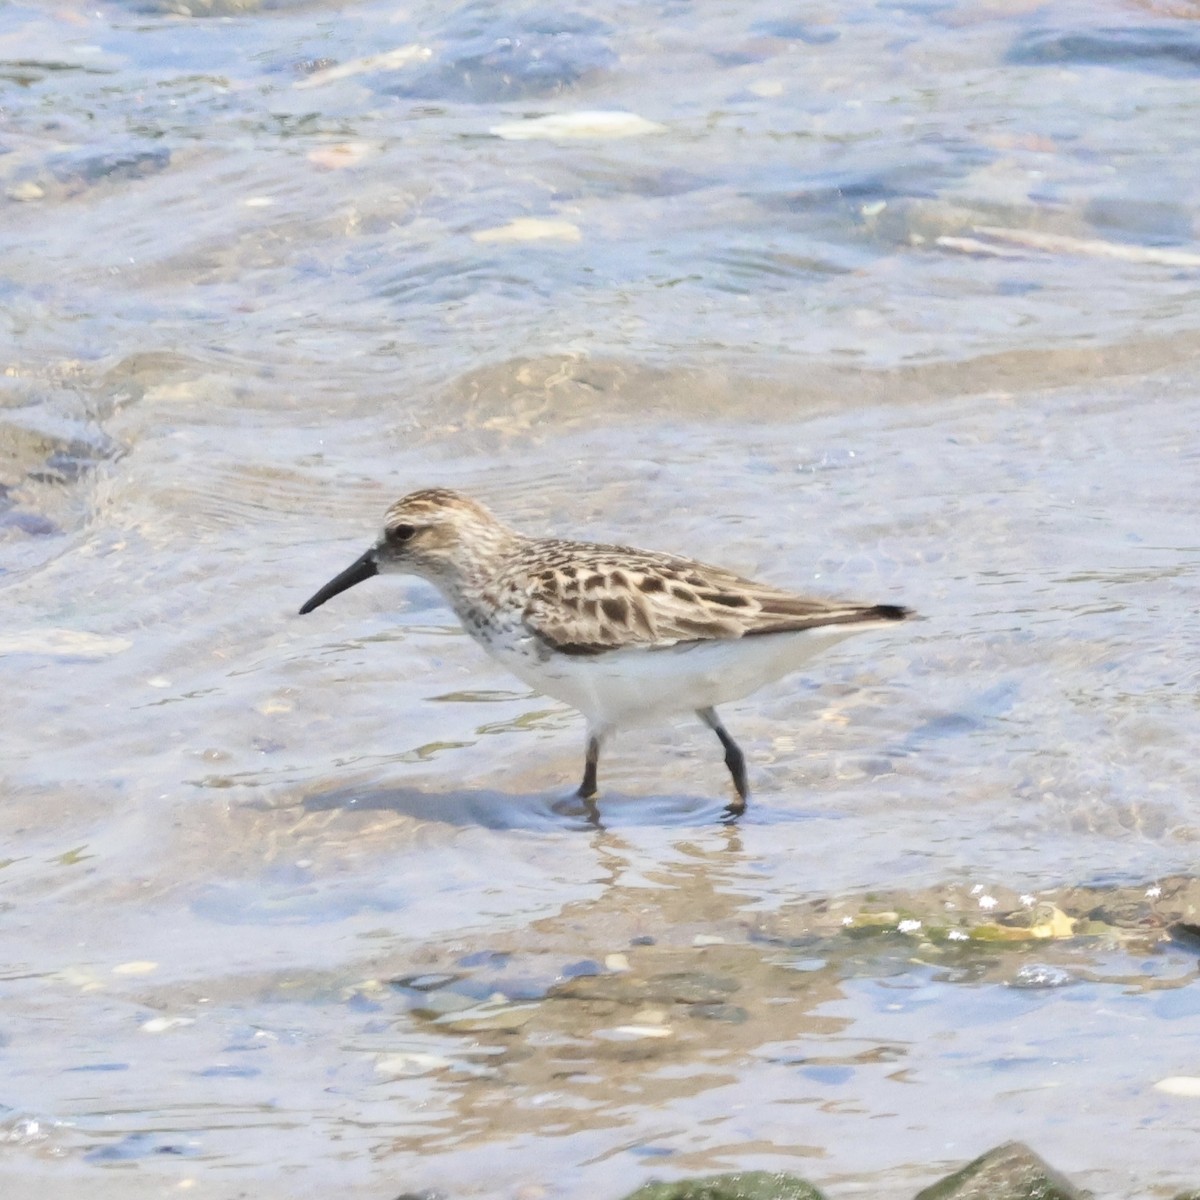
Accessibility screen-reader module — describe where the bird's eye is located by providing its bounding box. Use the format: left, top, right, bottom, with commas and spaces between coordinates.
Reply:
389, 523, 416, 543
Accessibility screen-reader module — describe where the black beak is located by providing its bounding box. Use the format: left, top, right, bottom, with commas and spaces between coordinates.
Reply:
299, 549, 379, 614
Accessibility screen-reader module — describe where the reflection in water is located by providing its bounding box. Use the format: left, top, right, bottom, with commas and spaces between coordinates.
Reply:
300, 779, 738, 831
4, 760, 1200, 1194
361, 829, 853, 1168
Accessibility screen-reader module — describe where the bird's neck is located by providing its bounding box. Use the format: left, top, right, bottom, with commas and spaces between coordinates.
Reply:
422, 530, 529, 623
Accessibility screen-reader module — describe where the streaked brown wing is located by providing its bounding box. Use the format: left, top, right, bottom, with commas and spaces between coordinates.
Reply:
516, 542, 907, 656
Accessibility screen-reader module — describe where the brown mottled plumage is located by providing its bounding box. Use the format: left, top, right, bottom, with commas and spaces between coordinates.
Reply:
300, 488, 912, 819
514, 543, 903, 655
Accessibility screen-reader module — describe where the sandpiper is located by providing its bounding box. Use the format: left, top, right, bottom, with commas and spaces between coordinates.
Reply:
299, 488, 911, 818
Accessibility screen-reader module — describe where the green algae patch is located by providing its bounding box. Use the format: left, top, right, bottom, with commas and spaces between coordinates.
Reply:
914, 1141, 1092, 1200
622, 1172, 825, 1200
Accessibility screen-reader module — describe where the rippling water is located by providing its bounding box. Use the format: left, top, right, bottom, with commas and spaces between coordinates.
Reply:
3, 0, 1200, 1196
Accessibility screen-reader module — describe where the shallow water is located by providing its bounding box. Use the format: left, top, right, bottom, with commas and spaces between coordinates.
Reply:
3, 0, 1200, 1196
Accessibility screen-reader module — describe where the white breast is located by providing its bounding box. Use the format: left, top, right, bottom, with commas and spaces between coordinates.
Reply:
475, 623, 891, 730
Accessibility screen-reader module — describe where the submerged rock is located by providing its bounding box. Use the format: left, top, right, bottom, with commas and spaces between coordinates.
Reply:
913, 1141, 1091, 1200
47, 146, 170, 189
1008, 26, 1200, 75
388, 7, 614, 102
621, 1171, 825, 1200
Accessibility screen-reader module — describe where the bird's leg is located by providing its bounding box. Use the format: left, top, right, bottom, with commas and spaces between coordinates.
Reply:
578, 731, 602, 800
697, 707, 748, 818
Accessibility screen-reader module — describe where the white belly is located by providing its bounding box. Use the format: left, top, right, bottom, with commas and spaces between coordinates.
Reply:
479, 625, 889, 730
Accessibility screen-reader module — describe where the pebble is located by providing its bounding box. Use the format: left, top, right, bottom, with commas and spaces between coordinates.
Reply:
307, 142, 374, 171
490, 111, 665, 141
7, 181, 45, 202
598, 1025, 674, 1041
433, 1000, 538, 1032
472, 218, 581, 244
631, 1007, 668, 1025
294, 45, 432, 89
374, 1052, 452, 1078
391, 973, 460, 992
1029, 905, 1076, 939
560, 959, 604, 979
688, 1003, 749, 1024
55, 967, 104, 993
141, 1017, 195, 1033
1154, 1076, 1200, 1097
411, 990, 477, 1017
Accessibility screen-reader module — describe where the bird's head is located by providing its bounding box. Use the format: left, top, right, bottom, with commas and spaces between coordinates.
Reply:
298, 488, 512, 614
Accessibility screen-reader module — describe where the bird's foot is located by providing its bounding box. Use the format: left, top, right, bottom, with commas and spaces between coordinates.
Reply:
720, 796, 747, 824
550, 791, 604, 829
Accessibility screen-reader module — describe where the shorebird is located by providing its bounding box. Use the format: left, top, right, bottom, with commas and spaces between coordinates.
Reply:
299, 488, 911, 818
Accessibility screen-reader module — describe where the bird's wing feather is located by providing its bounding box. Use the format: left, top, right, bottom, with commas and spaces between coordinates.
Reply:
513, 541, 907, 656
